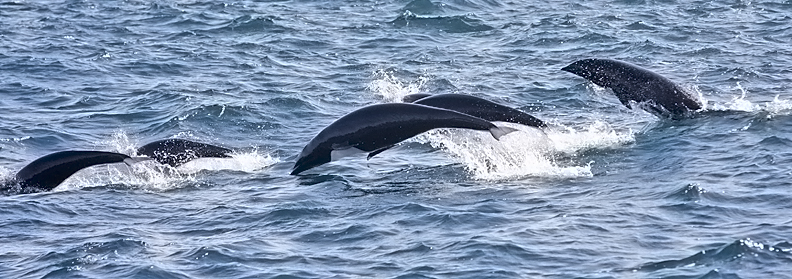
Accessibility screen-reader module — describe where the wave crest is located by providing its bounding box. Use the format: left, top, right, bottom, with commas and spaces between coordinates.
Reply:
390, 10, 495, 33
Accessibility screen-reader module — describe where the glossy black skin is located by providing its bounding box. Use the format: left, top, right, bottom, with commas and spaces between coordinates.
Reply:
14, 151, 131, 191
404, 93, 546, 128
291, 103, 500, 175
137, 139, 232, 167
562, 58, 702, 118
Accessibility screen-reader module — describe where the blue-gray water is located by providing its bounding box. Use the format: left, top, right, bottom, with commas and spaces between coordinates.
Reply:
2, 0, 792, 278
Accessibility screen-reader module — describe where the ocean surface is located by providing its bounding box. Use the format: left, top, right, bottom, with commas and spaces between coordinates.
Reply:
1, 0, 791, 278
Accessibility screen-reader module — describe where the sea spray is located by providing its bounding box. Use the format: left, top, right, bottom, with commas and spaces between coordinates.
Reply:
705, 82, 792, 117
368, 69, 430, 103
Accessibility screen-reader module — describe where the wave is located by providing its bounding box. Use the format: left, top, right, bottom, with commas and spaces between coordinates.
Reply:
390, 11, 495, 33
664, 183, 708, 202
210, 15, 293, 34
636, 239, 792, 276
32, 238, 150, 278
402, 0, 449, 15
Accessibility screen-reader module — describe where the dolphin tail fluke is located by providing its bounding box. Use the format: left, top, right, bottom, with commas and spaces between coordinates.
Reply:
123, 156, 153, 166
488, 126, 519, 140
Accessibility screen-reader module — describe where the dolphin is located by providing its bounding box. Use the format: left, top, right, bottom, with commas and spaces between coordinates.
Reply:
136, 139, 233, 167
12, 151, 144, 192
403, 93, 546, 128
562, 58, 702, 118
291, 103, 518, 175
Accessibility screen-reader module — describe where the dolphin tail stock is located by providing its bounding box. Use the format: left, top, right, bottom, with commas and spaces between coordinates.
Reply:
488, 125, 519, 140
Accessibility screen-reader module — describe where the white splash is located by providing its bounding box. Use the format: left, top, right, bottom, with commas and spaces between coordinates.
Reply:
764, 95, 792, 116
55, 162, 196, 192
414, 122, 632, 180
178, 150, 279, 174
710, 82, 792, 118
367, 69, 429, 103
103, 130, 139, 156
691, 84, 710, 111
0, 166, 14, 185
709, 82, 760, 112
704, 82, 792, 117
546, 121, 634, 155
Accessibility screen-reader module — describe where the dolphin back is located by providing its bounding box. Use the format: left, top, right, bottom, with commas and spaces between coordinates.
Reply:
137, 139, 232, 167
412, 94, 546, 128
15, 151, 131, 191
311, 103, 500, 153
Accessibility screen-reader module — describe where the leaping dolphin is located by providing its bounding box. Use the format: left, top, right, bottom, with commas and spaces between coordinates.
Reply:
136, 139, 233, 167
562, 58, 702, 118
291, 103, 517, 175
403, 93, 546, 128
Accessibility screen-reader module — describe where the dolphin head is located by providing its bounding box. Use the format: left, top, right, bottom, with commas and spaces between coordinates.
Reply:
562, 58, 628, 88
291, 145, 332, 175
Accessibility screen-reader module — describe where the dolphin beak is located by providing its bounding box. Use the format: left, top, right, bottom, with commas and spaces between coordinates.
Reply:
291, 159, 316, 175
290, 164, 307, 175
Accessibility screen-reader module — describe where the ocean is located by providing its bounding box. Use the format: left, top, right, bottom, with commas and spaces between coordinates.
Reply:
1, 0, 791, 278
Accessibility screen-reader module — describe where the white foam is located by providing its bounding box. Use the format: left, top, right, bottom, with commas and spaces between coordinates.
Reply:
0, 136, 31, 143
